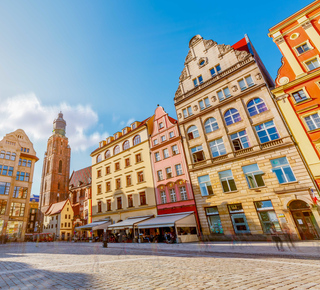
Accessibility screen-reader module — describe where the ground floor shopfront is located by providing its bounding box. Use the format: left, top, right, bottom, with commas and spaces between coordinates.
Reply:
0, 217, 26, 241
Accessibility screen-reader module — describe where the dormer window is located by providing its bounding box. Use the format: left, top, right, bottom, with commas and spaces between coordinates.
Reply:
132, 123, 136, 129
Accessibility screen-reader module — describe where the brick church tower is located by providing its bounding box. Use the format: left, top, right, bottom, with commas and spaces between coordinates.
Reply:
39, 112, 71, 214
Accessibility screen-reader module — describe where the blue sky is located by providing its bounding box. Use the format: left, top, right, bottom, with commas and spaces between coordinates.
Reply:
0, 0, 310, 195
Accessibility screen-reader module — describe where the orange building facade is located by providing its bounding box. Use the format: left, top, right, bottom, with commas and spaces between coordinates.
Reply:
269, 1, 320, 196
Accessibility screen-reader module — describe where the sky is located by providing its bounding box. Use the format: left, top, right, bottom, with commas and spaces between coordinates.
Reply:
0, 0, 311, 196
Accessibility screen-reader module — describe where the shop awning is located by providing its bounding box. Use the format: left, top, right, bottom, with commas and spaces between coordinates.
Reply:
75, 220, 111, 231
108, 215, 153, 230
137, 212, 196, 229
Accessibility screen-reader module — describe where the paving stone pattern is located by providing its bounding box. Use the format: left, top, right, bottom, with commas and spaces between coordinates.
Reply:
0, 242, 319, 289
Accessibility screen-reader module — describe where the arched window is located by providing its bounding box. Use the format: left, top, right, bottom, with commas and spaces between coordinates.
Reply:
11, 153, 16, 161
114, 145, 120, 155
47, 160, 50, 175
5, 151, 10, 160
96, 154, 102, 163
187, 125, 200, 140
0, 151, 4, 158
247, 98, 267, 116
224, 109, 241, 125
58, 160, 62, 173
204, 118, 219, 133
123, 140, 130, 150
105, 150, 110, 159
133, 135, 141, 145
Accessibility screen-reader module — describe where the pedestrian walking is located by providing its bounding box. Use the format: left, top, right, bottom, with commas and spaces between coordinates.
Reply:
281, 223, 295, 251
270, 224, 284, 251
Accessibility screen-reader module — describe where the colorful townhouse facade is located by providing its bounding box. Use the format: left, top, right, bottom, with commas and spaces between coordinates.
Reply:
269, 1, 320, 195
174, 34, 320, 240
90, 118, 157, 240
0, 129, 38, 241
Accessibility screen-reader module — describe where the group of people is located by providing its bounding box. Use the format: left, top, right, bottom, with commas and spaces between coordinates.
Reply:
269, 223, 295, 251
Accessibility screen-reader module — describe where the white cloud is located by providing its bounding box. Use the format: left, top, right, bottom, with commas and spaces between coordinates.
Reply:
126, 118, 135, 126
0, 93, 108, 151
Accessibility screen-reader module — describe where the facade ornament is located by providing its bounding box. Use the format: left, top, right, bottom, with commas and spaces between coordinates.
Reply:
302, 20, 312, 30
255, 73, 262, 80
278, 76, 289, 85
184, 50, 193, 64
203, 39, 217, 50
211, 96, 217, 102
193, 105, 198, 111
175, 86, 182, 99
178, 113, 182, 119
179, 67, 188, 81
189, 35, 203, 47
231, 85, 238, 92
198, 57, 208, 68
275, 36, 285, 45
235, 50, 250, 61
218, 44, 232, 56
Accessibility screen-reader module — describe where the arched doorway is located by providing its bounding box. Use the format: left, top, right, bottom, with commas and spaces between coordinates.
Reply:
289, 200, 319, 240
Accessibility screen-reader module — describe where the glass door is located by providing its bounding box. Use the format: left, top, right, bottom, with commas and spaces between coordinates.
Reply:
231, 213, 250, 234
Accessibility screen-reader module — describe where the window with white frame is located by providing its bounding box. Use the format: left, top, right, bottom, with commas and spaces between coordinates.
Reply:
217, 87, 231, 101
169, 131, 175, 138
224, 108, 241, 125
304, 113, 320, 131
305, 58, 320, 71
161, 135, 166, 142
193, 76, 203, 87
159, 122, 164, 129
209, 138, 227, 157
170, 188, 177, 202
179, 186, 187, 200
204, 117, 219, 133
163, 148, 169, 158
157, 170, 163, 181
166, 167, 172, 179
238, 75, 254, 91
199, 97, 211, 110
187, 125, 200, 139
230, 130, 250, 151
255, 121, 280, 143
242, 164, 265, 188
155, 152, 161, 162
219, 170, 237, 193
198, 175, 213, 196
210, 64, 221, 77
247, 98, 268, 116
270, 157, 296, 184
160, 191, 167, 204
292, 89, 308, 103
172, 145, 179, 155
183, 106, 193, 118
191, 146, 205, 162
175, 164, 183, 176
153, 139, 158, 145
296, 42, 311, 54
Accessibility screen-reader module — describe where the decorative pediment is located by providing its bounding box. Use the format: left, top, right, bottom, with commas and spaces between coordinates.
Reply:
179, 67, 188, 82
184, 50, 193, 64
189, 35, 203, 47
217, 44, 232, 57
175, 86, 182, 99
235, 50, 250, 61
203, 39, 217, 50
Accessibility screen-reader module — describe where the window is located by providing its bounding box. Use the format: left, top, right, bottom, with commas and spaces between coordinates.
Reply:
128, 195, 133, 207
217, 87, 231, 101
5, 152, 10, 160
25, 173, 30, 182
125, 158, 130, 167
183, 106, 193, 118
27, 160, 31, 167
132, 123, 136, 129
179, 186, 187, 200
228, 204, 250, 234
296, 42, 310, 54
230, 130, 250, 151
97, 170, 102, 178
219, 170, 237, 192
105, 150, 111, 159
97, 201, 102, 213
304, 113, 320, 131
159, 122, 164, 129
137, 171, 144, 183
255, 200, 281, 233
242, 164, 265, 188
126, 175, 132, 186
153, 139, 158, 145
0, 151, 4, 158
271, 157, 296, 184
97, 184, 102, 194
114, 146, 120, 155
117, 197, 122, 209
161, 135, 166, 142
187, 125, 200, 140
306, 58, 320, 71
191, 146, 205, 162
106, 182, 111, 191
193, 75, 203, 87
169, 131, 174, 138
13, 187, 28, 198
2, 166, 7, 176
198, 175, 213, 196
22, 159, 27, 166
157, 170, 163, 181
135, 153, 142, 163
16, 171, 20, 180
172, 145, 179, 155
116, 178, 121, 189
155, 152, 161, 162
115, 162, 120, 171
247, 98, 267, 116
209, 138, 227, 157
206, 207, 223, 234
255, 121, 280, 143
163, 149, 169, 159
10, 202, 25, 217
292, 89, 308, 103
204, 118, 219, 133
170, 189, 177, 202
210, 64, 221, 77
238, 75, 254, 91
20, 172, 25, 181
166, 167, 172, 179
123, 140, 130, 150
133, 135, 141, 145
106, 166, 110, 174
58, 160, 62, 173
224, 109, 241, 125
11, 153, 16, 161
107, 199, 111, 211
68, 223, 70, 227
175, 164, 183, 176
140, 192, 147, 205
160, 191, 167, 204
199, 97, 210, 110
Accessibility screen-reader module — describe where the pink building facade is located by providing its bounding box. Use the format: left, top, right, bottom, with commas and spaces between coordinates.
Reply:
150, 106, 198, 221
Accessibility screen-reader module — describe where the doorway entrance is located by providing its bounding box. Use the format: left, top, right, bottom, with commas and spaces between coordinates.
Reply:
289, 200, 319, 240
